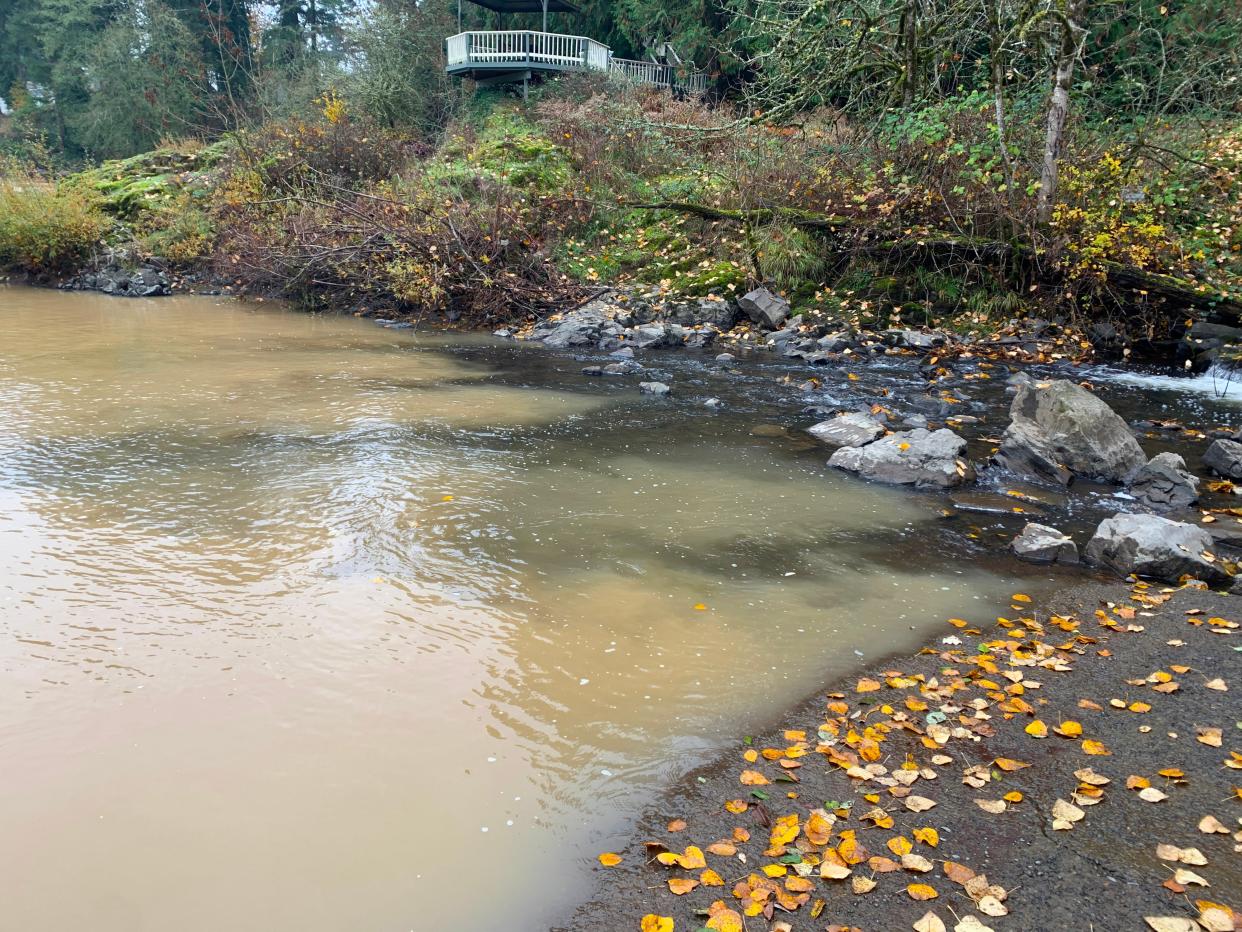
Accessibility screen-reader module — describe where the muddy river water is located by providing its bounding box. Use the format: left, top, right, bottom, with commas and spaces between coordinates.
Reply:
0, 286, 1114, 930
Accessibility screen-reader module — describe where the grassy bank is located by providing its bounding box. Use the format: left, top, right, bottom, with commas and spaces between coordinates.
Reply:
2, 81, 1240, 350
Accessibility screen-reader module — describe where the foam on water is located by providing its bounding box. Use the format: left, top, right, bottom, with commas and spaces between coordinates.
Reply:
1092, 363, 1242, 402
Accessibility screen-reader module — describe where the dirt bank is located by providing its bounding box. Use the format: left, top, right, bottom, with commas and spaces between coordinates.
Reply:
558, 580, 1240, 932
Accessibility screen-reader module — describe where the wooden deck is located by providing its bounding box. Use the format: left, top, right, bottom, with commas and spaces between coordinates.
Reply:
445, 30, 708, 94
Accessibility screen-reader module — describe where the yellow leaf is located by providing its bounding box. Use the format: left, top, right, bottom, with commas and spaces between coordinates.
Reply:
1012, 593, 1031, 603
856, 678, 882, 692
913, 826, 939, 847
1025, 720, 1049, 738
1054, 720, 1083, 737
805, 809, 834, 846
1003, 791, 1024, 803
888, 835, 914, 857
1082, 739, 1111, 756
837, 829, 863, 864
705, 900, 743, 932
598, 852, 623, 867
770, 813, 800, 848
724, 799, 749, 814
907, 883, 940, 900
740, 770, 770, 786
762, 863, 787, 878
640, 916, 673, 932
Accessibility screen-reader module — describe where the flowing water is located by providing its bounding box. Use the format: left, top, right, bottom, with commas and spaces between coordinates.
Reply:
1, 286, 1043, 931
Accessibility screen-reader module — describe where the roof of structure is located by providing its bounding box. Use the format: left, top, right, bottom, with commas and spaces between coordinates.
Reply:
462, 0, 580, 13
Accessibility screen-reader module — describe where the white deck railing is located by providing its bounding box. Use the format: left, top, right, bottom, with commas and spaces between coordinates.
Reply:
445, 30, 707, 94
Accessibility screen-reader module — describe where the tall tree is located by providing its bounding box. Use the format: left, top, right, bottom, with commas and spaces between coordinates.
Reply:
1035, 0, 1086, 224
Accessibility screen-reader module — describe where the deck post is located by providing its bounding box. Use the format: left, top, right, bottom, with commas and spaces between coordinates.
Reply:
542, 0, 548, 31
457, 0, 461, 30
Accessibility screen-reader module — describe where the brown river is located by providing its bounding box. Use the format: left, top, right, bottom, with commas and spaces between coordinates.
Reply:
0, 285, 1030, 931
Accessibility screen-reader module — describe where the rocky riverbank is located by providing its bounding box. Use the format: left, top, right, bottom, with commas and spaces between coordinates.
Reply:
497, 284, 1242, 594
558, 580, 1240, 932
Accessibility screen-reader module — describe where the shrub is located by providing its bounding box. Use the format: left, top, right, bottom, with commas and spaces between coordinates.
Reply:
0, 168, 107, 274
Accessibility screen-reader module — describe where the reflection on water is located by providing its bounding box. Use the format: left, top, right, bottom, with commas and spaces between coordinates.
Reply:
0, 286, 1021, 931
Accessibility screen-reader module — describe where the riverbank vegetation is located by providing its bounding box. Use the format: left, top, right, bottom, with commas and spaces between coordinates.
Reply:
1, 0, 1239, 348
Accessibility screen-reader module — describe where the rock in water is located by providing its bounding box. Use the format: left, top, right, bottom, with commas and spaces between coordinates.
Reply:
1011, 522, 1079, 564
1084, 513, 1231, 584
995, 379, 1146, 484
806, 413, 885, 449
529, 308, 609, 349
828, 428, 975, 489
1203, 438, 1242, 479
737, 287, 790, 330
1127, 452, 1199, 510
638, 381, 670, 396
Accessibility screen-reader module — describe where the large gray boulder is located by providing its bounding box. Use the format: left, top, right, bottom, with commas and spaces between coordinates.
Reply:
1203, 438, 1242, 479
829, 428, 975, 489
807, 413, 885, 449
1011, 522, 1079, 564
995, 380, 1146, 485
1127, 452, 1199, 511
529, 308, 610, 349
627, 323, 670, 348
1085, 513, 1231, 585
737, 287, 790, 330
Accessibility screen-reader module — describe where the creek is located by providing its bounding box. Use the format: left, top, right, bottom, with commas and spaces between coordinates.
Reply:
0, 285, 1233, 931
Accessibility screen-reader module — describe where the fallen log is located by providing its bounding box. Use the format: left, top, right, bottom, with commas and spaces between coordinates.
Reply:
625, 199, 1242, 320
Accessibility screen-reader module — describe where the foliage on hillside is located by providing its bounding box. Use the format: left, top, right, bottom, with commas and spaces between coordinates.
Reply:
1, 77, 1239, 341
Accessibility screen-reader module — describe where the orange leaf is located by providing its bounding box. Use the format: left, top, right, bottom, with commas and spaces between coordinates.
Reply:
598, 852, 622, 867
668, 878, 699, 895
907, 883, 940, 900
994, 757, 1031, 771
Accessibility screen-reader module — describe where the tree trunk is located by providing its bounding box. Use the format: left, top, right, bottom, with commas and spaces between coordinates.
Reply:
1036, 0, 1087, 225
901, 0, 920, 106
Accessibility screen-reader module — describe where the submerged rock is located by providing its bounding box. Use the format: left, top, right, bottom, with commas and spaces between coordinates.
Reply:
1203, 438, 1242, 479
1011, 522, 1079, 564
67, 265, 171, 298
995, 379, 1146, 485
737, 287, 790, 330
638, 381, 670, 396
1127, 452, 1199, 511
1084, 513, 1231, 585
806, 413, 885, 449
828, 428, 975, 489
